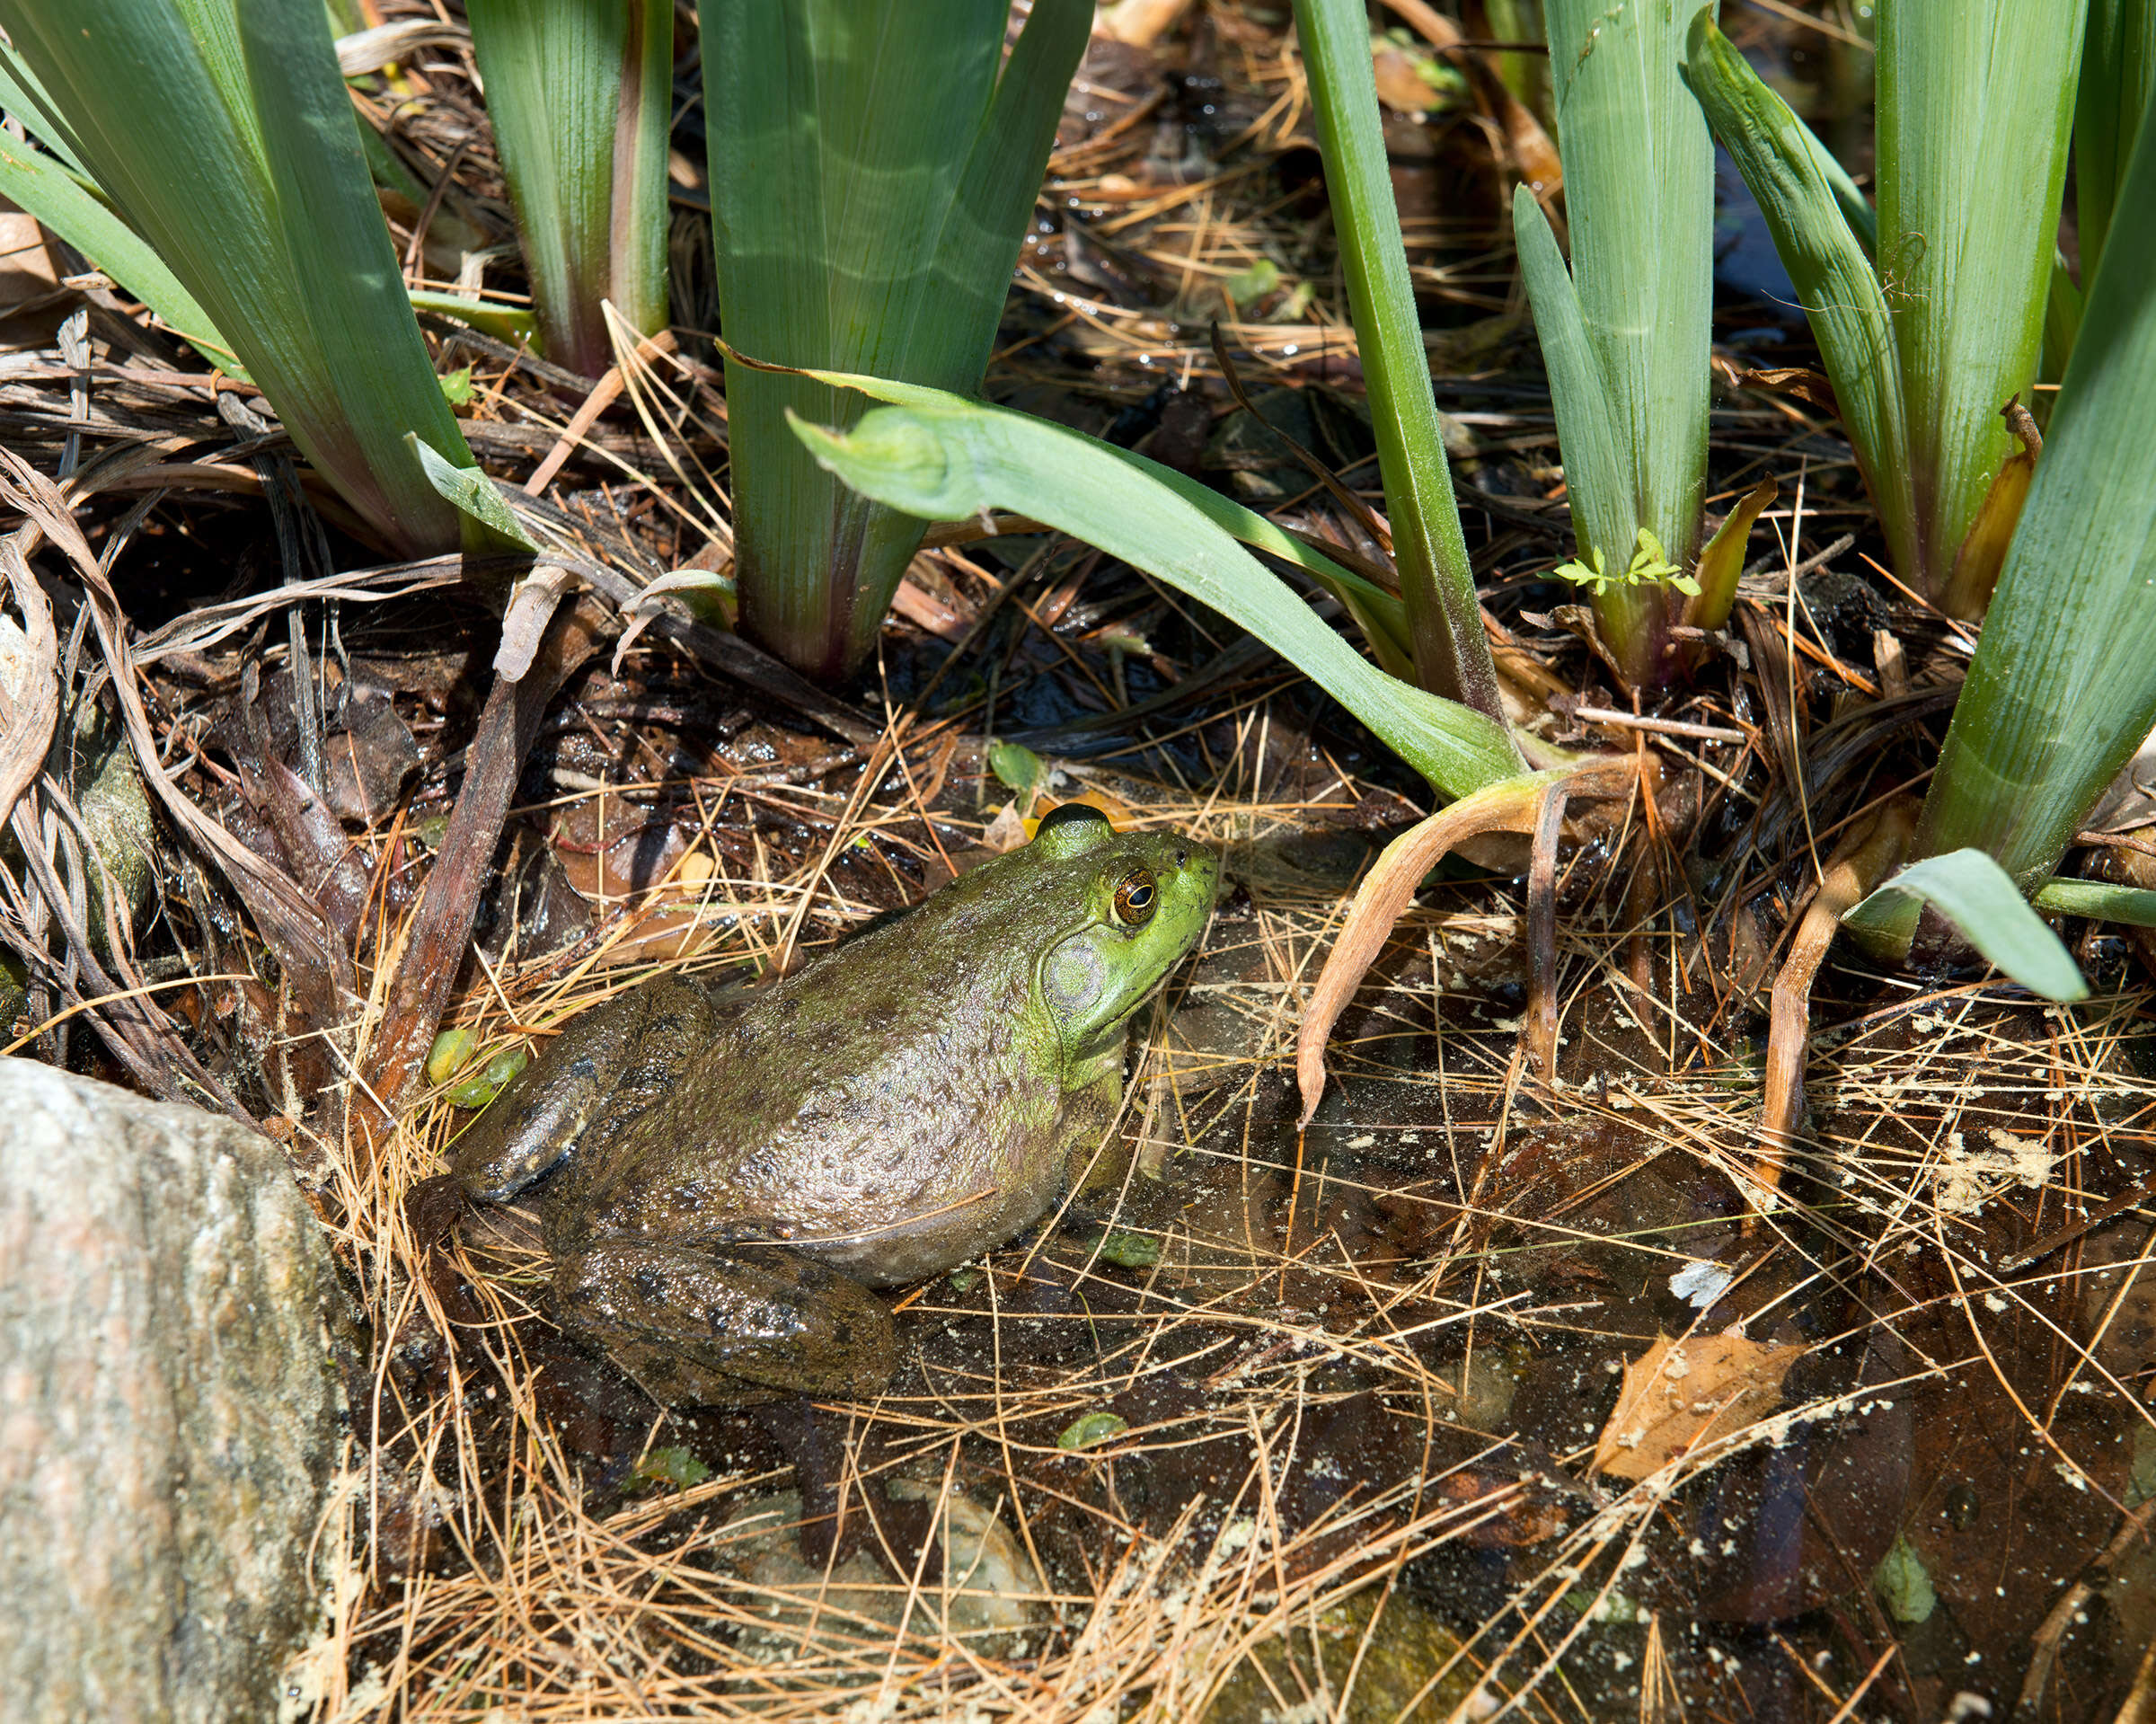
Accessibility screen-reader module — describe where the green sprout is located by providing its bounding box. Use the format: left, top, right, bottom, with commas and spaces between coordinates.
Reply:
1551, 528, 1698, 599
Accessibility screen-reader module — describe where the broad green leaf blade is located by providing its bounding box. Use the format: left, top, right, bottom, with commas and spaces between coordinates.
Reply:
704, 0, 1088, 680
2074, 0, 2156, 287
1912, 110, 2156, 906
1801, 119, 1878, 254
1292, 0, 1501, 719
241, 0, 473, 551
408, 434, 538, 553
788, 392, 1521, 800
1843, 850, 2088, 1003
1687, 9, 1919, 594
0, 49, 85, 174
1120, 447, 1420, 677
0, 128, 240, 373
778, 359, 1424, 691
352, 100, 434, 210
2043, 250, 2085, 385
947, 0, 1091, 360
1876, 0, 2083, 611
0, 0, 473, 556
466, 0, 671, 376
2033, 879, 2156, 928
1538, 0, 1713, 687
1511, 186, 1630, 585
1687, 477, 1776, 632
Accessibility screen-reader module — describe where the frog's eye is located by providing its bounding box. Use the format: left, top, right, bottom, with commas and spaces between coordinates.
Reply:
1113, 869, 1158, 925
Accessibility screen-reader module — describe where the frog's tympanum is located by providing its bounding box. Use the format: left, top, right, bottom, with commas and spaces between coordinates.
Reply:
449, 804, 1217, 1406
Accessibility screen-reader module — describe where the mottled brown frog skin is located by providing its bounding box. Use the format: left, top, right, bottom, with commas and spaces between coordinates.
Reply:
449, 805, 1217, 1406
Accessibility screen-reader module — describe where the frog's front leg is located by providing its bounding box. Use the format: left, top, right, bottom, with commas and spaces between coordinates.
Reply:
449, 975, 723, 1204
552, 1238, 898, 1404
1061, 1069, 1131, 1198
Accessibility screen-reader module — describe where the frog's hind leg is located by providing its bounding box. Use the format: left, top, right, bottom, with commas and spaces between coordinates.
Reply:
550, 1240, 897, 1404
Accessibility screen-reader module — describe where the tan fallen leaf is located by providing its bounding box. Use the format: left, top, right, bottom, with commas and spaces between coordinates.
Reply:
1592, 1332, 1806, 1481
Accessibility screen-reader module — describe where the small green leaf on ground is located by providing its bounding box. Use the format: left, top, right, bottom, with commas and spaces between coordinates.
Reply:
1844, 848, 2090, 1002
1873, 1534, 1938, 1624
1057, 1411, 1128, 1451
631, 1446, 712, 1491
425, 1025, 478, 1087
1083, 1230, 1162, 1269
987, 739, 1047, 795
407, 433, 538, 552
1225, 258, 1280, 307
446, 1048, 529, 1110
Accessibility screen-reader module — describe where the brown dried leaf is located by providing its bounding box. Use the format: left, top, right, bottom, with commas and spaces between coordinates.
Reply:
0, 538, 59, 832
1592, 1331, 1806, 1481
1717, 361, 1842, 418
361, 596, 608, 1125
0, 448, 358, 1025
1761, 795, 1917, 1168
1373, 48, 1439, 114
1294, 758, 1635, 1124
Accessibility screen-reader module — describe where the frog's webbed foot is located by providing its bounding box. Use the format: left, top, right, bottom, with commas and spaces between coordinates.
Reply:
403, 1172, 467, 1251
550, 1240, 897, 1405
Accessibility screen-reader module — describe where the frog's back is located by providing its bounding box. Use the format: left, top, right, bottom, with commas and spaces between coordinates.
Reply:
544, 905, 1066, 1283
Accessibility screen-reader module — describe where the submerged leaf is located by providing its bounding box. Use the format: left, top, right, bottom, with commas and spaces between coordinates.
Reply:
1591, 1332, 1804, 1481
424, 1025, 478, 1088
1057, 1411, 1128, 1451
1872, 1535, 1938, 1625
631, 1446, 713, 1491
1082, 1230, 1162, 1269
986, 740, 1046, 797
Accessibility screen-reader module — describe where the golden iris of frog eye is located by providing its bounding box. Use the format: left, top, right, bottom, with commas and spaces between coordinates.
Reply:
1113, 869, 1158, 925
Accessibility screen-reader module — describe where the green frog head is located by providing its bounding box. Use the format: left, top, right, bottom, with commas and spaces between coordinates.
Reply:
1021, 802, 1218, 1070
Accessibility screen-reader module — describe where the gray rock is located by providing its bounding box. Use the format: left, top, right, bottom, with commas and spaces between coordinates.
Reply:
0, 1062, 350, 1723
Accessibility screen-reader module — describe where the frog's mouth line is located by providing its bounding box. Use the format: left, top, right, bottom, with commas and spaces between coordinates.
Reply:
756, 1184, 1000, 1248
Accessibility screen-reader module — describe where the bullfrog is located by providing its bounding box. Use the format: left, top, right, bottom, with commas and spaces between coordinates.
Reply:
448, 803, 1217, 1406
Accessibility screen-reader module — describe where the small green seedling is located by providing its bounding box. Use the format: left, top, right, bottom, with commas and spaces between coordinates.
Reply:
1551, 529, 1698, 600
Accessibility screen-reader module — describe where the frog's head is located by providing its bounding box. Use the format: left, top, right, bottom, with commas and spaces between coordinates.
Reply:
1025, 803, 1218, 1057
